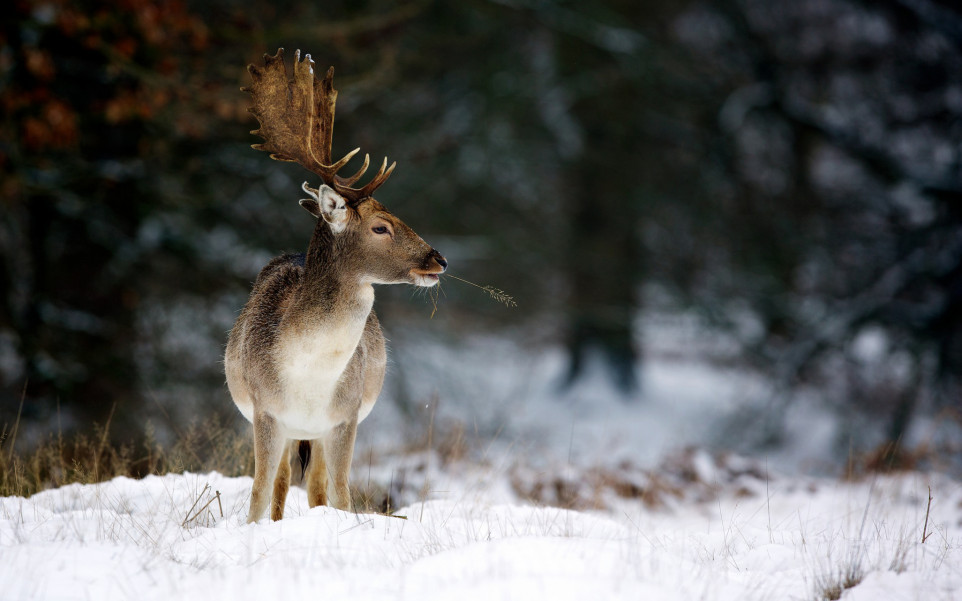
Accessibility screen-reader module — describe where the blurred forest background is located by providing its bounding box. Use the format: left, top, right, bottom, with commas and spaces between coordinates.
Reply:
1, 0, 960, 467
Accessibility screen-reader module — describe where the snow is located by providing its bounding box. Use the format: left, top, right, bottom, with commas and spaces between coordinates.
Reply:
2, 465, 960, 600
4, 327, 961, 600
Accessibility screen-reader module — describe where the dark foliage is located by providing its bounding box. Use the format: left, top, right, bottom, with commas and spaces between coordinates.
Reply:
1, 0, 959, 455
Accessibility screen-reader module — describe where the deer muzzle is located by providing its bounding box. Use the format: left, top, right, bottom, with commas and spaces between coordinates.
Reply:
411, 249, 447, 286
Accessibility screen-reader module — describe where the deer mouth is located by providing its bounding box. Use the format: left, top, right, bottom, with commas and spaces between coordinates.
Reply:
410, 269, 442, 287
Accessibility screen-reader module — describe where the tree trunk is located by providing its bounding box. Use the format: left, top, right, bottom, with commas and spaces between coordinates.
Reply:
563, 122, 641, 394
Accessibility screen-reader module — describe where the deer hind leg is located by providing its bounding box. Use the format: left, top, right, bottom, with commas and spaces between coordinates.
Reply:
322, 419, 358, 511
270, 441, 292, 521
305, 439, 328, 508
247, 412, 285, 523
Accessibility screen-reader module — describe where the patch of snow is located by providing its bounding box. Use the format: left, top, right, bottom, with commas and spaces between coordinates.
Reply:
2, 467, 960, 600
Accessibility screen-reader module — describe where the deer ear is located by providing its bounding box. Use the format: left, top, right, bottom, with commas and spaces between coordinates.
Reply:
316, 184, 348, 233
298, 198, 321, 218
300, 183, 349, 232
299, 182, 322, 218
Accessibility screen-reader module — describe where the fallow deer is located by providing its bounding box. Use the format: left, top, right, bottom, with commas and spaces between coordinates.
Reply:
225, 49, 446, 522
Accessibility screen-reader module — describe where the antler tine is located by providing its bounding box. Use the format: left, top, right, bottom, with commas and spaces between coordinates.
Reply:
334, 152, 370, 187
351, 157, 397, 199
321, 147, 361, 178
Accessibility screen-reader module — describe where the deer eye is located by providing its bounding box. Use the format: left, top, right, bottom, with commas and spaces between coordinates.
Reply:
372, 225, 389, 235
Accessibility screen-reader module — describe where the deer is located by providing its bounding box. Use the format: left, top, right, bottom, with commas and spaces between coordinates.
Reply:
225, 49, 447, 523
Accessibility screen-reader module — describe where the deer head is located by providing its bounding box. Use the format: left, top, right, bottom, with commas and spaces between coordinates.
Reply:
243, 48, 446, 287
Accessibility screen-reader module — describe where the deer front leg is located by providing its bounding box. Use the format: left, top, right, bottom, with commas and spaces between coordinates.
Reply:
248, 412, 285, 523
305, 439, 328, 507
322, 419, 358, 511
270, 441, 292, 521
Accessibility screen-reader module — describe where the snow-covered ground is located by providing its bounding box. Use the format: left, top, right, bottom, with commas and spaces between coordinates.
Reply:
3, 327, 960, 600
2, 464, 960, 600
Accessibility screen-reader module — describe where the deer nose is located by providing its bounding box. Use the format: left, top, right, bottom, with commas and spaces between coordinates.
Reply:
430, 249, 448, 272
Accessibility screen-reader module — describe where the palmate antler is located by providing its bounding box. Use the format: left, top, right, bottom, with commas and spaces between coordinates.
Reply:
243, 48, 396, 205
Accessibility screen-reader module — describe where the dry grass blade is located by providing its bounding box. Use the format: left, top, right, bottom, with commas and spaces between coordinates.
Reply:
182, 483, 211, 527
443, 274, 517, 308
5, 382, 27, 464
182, 484, 225, 528
921, 486, 933, 543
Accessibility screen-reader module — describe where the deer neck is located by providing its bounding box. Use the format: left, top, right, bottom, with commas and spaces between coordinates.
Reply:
298, 222, 374, 317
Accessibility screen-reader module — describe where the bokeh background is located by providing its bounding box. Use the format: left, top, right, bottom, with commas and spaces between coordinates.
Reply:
2, 0, 960, 473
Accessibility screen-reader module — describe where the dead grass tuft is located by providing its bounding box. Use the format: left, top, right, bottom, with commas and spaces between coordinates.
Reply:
814, 563, 864, 601
0, 414, 252, 498
510, 447, 766, 511
844, 441, 938, 481
845, 408, 962, 480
